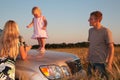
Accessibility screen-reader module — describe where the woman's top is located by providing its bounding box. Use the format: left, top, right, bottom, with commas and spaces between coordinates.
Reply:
0, 57, 15, 80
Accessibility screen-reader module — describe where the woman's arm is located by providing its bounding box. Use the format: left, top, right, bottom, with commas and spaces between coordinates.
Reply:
19, 45, 32, 60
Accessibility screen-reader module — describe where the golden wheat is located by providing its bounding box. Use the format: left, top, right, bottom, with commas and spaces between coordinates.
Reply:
50, 47, 120, 80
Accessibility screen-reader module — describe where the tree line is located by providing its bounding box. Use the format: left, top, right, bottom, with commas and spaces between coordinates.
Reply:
32, 42, 89, 49
32, 42, 120, 49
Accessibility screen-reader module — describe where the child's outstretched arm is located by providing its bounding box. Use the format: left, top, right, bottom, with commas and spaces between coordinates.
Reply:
27, 18, 34, 28
42, 16, 47, 30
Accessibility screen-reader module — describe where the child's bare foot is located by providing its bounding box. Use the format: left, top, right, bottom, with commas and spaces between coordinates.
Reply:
37, 47, 45, 52
40, 48, 45, 53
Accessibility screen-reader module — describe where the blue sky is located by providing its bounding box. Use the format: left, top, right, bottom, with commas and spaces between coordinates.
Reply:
0, 0, 120, 45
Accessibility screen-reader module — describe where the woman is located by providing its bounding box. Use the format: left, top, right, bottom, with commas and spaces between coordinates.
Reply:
0, 20, 31, 80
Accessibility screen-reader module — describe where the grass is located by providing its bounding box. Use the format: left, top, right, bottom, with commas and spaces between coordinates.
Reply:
49, 47, 120, 80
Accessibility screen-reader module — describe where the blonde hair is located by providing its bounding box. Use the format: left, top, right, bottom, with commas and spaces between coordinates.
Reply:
0, 20, 19, 59
32, 6, 42, 16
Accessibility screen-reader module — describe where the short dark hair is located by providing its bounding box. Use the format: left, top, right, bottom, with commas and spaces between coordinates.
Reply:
90, 11, 102, 22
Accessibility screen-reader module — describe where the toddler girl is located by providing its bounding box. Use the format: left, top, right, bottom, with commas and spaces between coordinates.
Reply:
27, 6, 48, 53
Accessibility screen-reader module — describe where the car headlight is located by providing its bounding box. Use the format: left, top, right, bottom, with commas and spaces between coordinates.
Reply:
39, 65, 64, 79
61, 66, 70, 77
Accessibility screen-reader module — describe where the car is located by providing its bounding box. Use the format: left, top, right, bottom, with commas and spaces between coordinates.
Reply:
15, 49, 86, 80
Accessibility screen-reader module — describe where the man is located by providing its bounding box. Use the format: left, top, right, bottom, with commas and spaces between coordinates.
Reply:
87, 11, 114, 79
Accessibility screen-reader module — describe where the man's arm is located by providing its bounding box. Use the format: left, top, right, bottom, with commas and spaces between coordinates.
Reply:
107, 43, 114, 70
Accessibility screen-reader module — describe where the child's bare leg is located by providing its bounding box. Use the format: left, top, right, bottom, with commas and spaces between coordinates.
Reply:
36, 38, 46, 57
40, 38, 46, 50
37, 38, 41, 49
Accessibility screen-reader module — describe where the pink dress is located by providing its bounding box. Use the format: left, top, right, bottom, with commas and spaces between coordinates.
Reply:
32, 16, 48, 39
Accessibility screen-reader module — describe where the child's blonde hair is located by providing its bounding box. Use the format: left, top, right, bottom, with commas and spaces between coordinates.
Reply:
32, 6, 42, 15
0, 20, 19, 59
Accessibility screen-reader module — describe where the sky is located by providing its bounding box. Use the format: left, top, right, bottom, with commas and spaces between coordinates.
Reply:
0, 0, 120, 45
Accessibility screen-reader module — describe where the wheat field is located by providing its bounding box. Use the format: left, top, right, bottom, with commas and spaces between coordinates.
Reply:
49, 47, 120, 80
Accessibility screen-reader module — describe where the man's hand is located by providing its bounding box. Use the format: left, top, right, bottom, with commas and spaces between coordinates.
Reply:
107, 63, 112, 71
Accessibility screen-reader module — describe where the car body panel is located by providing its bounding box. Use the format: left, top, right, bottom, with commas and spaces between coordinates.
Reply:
15, 49, 81, 80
